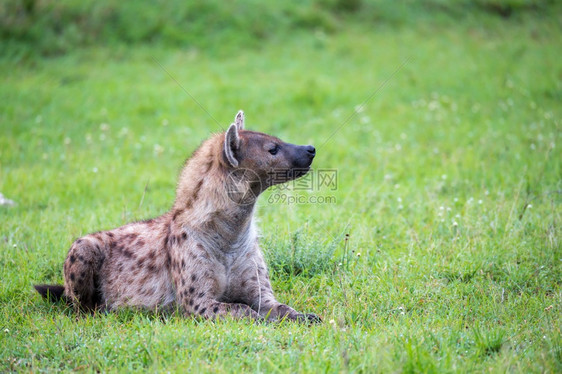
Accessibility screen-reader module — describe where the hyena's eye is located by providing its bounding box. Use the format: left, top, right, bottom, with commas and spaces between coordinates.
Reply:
268, 145, 279, 155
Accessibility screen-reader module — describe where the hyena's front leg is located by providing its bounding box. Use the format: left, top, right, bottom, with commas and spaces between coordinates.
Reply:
240, 256, 321, 323
170, 243, 260, 321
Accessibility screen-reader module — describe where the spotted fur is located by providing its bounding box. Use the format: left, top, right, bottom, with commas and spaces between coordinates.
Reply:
35, 111, 320, 323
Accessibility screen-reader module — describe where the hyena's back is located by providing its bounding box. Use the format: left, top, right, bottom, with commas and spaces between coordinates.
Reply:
63, 216, 175, 311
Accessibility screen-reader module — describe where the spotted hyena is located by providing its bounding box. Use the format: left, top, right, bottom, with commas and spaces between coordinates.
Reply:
35, 111, 320, 323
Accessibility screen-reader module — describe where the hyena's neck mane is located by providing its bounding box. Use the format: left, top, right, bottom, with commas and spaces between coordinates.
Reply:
171, 134, 256, 244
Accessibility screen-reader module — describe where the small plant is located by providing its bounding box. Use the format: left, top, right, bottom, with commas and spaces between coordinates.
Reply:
263, 229, 340, 278
472, 327, 506, 356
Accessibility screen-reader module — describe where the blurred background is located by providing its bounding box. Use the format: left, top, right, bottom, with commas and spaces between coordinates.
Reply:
1, 0, 559, 56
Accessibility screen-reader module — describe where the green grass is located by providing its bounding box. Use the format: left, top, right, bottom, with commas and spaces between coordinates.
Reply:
1, 1, 561, 372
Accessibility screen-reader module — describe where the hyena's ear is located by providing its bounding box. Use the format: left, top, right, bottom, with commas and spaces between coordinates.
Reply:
234, 110, 244, 130
224, 123, 240, 167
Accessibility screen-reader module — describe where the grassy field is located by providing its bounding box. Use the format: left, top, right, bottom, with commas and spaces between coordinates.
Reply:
1, 1, 561, 372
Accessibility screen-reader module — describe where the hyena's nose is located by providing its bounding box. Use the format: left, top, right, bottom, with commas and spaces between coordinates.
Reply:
306, 145, 316, 157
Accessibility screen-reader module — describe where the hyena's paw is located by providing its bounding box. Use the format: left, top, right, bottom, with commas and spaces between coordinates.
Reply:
288, 313, 322, 324
299, 313, 322, 324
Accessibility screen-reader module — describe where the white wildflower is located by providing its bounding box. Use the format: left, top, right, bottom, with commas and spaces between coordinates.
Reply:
0, 193, 15, 210
154, 144, 164, 155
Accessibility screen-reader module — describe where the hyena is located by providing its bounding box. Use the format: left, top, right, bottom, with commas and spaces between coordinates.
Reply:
35, 111, 320, 323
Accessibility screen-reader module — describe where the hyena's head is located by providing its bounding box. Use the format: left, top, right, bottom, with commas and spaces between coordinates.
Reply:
223, 111, 315, 194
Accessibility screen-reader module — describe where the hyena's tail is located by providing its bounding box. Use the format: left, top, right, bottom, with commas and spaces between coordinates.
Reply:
34, 284, 67, 303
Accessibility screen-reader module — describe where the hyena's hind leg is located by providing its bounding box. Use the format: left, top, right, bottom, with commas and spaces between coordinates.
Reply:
63, 237, 107, 311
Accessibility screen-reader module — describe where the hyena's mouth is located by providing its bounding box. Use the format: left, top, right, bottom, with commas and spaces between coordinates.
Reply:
289, 167, 311, 180
266, 167, 311, 185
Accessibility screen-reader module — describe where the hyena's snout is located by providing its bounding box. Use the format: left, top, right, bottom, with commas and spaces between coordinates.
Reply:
285, 144, 315, 180
294, 144, 316, 169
